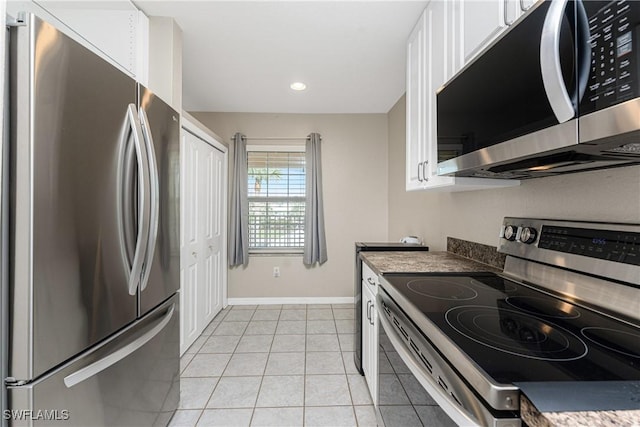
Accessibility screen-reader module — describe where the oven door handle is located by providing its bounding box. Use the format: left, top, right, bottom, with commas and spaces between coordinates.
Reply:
377, 307, 482, 427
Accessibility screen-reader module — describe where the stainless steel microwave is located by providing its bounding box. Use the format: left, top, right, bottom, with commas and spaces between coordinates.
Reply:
437, 0, 640, 179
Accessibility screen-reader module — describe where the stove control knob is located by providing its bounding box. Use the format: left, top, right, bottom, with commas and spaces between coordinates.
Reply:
504, 225, 518, 241
520, 227, 537, 244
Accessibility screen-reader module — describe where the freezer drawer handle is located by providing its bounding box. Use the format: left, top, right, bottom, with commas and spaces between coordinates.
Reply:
63, 304, 175, 388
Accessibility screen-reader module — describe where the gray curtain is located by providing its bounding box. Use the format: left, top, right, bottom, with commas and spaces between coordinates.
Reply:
303, 133, 328, 266
229, 132, 249, 267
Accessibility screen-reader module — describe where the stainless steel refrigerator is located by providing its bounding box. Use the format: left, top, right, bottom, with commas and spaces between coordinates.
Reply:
2, 14, 180, 426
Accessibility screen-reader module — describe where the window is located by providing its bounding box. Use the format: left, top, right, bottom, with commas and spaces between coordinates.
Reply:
247, 147, 306, 252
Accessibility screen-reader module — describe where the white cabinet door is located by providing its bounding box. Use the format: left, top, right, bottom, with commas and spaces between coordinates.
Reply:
361, 283, 374, 402
361, 264, 378, 405
405, 2, 520, 192
367, 287, 378, 405
424, 1, 447, 183
461, 0, 538, 64
406, 10, 427, 191
462, 0, 507, 63
362, 283, 371, 377
8, 1, 148, 80
180, 129, 227, 355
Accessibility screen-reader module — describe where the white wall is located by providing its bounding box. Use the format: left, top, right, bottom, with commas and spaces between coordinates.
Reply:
191, 112, 389, 299
147, 16, 182, 110
388, 95, 640, 250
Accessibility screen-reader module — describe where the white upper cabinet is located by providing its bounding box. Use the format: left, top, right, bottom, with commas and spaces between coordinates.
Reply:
462, 0, 507, 63
405, 1, 520, 192
7, 1, 148, 82
462, 0, 538, 63
405, 11, 427, 191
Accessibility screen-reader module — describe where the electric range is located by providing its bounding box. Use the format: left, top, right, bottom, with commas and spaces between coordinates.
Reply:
377, 218, 640, 427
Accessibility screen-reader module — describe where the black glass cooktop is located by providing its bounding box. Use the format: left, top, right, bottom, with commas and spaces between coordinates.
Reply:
381, 272, 640, 384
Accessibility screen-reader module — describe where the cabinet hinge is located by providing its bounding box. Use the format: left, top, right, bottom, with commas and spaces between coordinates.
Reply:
7, 12, 27, 27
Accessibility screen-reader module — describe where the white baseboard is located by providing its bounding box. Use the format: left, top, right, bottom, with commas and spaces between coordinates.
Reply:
227, 296, 355, 306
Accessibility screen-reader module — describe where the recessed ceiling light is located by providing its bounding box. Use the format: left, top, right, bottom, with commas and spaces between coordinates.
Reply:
290, 82, 307, 91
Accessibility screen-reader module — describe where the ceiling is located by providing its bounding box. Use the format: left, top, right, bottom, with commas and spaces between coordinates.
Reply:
135, 1, 429, 114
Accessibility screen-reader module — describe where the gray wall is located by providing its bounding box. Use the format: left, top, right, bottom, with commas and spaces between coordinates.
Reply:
192, 112, 389, 299
387, 95, 640, 250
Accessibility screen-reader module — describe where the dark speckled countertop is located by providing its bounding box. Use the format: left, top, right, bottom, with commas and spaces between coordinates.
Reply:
359, 246, 640, 427
359, 251, 500, 276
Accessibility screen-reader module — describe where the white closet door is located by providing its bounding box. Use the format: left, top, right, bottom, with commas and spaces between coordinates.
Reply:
180, 129, 227, 355
198, 144, 224, 326
180, 131, 201, 354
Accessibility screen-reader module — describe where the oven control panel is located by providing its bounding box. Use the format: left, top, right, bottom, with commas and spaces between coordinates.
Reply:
538, 225, 639, 265
499, 218, 640, 284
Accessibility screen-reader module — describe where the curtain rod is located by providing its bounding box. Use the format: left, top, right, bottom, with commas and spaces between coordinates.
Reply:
231, 136, 309, 141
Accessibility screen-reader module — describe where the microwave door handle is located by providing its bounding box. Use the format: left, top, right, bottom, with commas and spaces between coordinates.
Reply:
540, 0, 575, 123
575, 0, 591, 104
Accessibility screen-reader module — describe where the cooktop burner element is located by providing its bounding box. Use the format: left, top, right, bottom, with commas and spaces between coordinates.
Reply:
505, 296, 581, 319
445, 305, 588, 361
381, 270, 640, 384
406, 278, 478, 301
581, 327, 640, 359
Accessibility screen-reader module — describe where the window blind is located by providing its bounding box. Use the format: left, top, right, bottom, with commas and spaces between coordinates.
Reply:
247, 151, 306, 250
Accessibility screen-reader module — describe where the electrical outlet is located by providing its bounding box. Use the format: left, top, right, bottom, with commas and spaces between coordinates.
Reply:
273, 267, 280, 278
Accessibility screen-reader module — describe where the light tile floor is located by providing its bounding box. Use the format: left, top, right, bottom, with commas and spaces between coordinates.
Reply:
171, 304, 377, 427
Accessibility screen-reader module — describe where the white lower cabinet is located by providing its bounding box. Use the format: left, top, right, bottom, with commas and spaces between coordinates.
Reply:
362, 263, 379, 405
180, 119, 228, 355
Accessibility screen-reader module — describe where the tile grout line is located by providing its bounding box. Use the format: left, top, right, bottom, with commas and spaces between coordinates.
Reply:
176, 303, 358, 427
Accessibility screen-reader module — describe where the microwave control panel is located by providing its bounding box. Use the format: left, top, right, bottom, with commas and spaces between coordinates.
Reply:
581, 0, 639, 115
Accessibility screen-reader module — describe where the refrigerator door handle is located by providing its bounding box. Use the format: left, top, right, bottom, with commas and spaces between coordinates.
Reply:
138, 108, 159, 292
119, 104, 151, 295
63, 303, 175, 388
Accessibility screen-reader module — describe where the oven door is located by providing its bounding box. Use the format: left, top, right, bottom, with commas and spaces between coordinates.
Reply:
376, 288, 521, 427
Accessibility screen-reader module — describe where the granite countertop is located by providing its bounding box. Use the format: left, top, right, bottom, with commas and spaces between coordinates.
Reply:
521, 395, 640, 427
359, 250, 500, 276
358, 247, 640, 427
